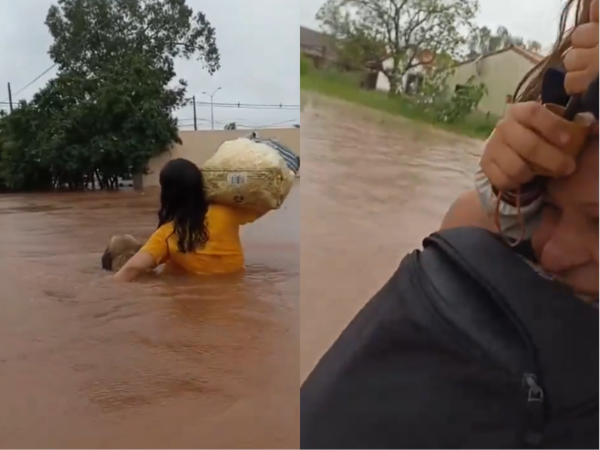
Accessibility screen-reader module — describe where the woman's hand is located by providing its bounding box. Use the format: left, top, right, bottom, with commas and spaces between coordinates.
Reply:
480, 102, 577, 191
564, 0, 599, 95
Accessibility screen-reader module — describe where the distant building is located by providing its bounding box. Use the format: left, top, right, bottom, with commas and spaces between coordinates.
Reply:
373, 49, 437, 94
445, 45, 544, 117
300, 26, 337, 68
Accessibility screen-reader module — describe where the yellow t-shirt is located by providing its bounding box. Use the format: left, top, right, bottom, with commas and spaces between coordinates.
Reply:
141, 204, 260, 275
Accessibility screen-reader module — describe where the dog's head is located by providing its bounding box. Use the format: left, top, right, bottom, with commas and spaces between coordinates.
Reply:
101, 234, 142, 272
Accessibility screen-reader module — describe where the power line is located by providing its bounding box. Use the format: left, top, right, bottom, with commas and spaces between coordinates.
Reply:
186, 100, 300, 109
0, 100, 300, 110
2, 6, 302, 113
177, 117, 299, 127
0, 107, 299, 128
3, 20, 301, 110
9, 66, 57, 101
252, 119, 300, 128
3, 14, 118, 102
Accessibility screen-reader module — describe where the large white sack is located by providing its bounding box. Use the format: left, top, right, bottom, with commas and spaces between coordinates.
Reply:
202, 134, 299, 210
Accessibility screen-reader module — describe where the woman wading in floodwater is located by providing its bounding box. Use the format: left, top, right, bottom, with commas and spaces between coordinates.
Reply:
113, 158, 267, 282
301, 0, 599, 448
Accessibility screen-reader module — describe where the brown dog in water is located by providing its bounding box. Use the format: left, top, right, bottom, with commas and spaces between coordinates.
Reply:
101, 234, 142, 272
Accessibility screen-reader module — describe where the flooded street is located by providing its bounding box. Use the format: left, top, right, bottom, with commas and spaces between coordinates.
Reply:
300, 95, 483, 381
1, 93, 487, 446
0, 182, 299, 448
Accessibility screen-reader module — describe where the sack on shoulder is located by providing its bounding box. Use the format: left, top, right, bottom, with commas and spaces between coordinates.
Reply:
202, 132, 300, 210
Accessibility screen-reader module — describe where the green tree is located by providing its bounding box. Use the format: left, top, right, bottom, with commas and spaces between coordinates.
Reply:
0, 100, 55, 191
468, 25, 542, 58
224, 122, 237, 130
414, 52, 457, 104
1, 0, 220, 191
434, 77, 487, 123
336, 29, 387, 72
468, 26, 510, 57
526, 40, 543, 53
316, 0, 478, 95
1, 54, 186, 190
315, 2, 386, 72
45, 0, 220, 78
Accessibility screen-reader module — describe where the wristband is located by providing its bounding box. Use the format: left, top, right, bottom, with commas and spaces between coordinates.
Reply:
490, 178, 544, 208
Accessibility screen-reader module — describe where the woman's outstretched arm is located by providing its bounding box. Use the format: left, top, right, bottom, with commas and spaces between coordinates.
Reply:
113, 250, 157, 282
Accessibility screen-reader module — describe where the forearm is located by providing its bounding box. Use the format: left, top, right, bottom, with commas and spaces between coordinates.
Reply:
112, 250, 158, 282
112, 265, 140, 282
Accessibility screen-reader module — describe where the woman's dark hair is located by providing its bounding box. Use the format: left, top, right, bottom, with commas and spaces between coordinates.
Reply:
158, 158, 210, 253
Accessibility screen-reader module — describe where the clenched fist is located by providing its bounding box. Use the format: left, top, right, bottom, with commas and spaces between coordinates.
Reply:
564, 0, 599, 94
480, 102, 578, 191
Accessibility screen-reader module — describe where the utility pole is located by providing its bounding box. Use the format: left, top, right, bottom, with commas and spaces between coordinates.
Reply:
202, 87, 221, 130
192, 95, 197, 130
7, 82, 13, 113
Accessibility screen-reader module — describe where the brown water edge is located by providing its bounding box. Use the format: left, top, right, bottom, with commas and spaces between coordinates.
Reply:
0, 181, 299, 449
300, 94, 483, 382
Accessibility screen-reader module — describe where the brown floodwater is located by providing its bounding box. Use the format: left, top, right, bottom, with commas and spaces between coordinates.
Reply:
0, 181, 299, 448
300, 95, 482, 381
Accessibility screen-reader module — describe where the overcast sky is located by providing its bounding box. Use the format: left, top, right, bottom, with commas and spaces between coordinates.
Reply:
301, 0, 567, 52
0, 0, 300, 130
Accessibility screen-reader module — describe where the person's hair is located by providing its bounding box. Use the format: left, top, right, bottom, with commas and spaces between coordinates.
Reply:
157, 158, 210, 253
514, 0, 591, 102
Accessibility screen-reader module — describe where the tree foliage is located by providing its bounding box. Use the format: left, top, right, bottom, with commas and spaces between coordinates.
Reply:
0, 0, 220, 191
410, 54, 486, 124
45, 0, 220, 77
315, 3, 386, 72
468, 25, 543, 58
317, 0, 478, 94
1, 56, 183, 190
434, 78, 487, 123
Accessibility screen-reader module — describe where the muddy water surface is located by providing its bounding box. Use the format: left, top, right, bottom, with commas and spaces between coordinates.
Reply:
0, 182, 299, 448
300, 95, 483, 381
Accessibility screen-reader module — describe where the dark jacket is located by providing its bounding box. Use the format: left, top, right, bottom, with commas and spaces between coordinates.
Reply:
301, 228, 598, 449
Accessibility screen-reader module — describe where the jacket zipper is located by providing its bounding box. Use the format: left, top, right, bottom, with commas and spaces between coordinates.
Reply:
521, 373, 546, 448
407, 253, 547, 448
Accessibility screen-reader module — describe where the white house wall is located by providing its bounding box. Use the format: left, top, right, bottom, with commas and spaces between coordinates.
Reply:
445, 50, 537, 117
375, 57, 426, 93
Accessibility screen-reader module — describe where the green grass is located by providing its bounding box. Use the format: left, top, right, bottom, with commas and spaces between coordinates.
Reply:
300, 62, 497, 140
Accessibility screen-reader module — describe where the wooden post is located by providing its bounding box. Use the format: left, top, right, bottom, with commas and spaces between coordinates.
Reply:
192, 95, 197, 130
7, 82, 13, 112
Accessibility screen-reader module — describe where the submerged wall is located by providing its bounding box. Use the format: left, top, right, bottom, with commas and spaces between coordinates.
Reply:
143, 128, 301, 188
